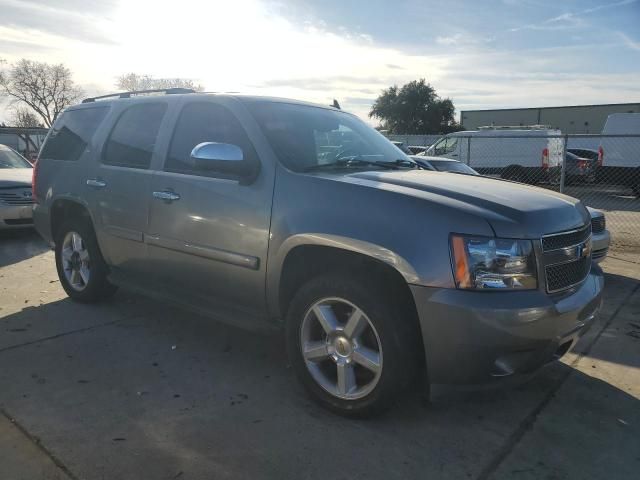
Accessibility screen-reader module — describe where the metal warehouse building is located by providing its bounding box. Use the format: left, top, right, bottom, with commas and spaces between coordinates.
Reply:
460, 102, 640, 134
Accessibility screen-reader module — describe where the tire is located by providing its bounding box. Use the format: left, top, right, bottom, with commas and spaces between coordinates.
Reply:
55, 218, 117, 302
285, 273, 421, 417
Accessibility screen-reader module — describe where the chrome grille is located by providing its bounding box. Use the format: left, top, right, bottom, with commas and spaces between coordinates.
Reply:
542, 224, 591, 252
591, 216, 605, 234
546, 257, 591, 293
542, 224, 592, 293
0, 188, 34, 206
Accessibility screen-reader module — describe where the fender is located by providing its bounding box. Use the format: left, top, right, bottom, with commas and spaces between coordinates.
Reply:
265, 232, 421, 317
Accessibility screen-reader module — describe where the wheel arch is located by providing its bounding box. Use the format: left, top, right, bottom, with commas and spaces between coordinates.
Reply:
50, 196, 95, 243
270, 234, 421, 321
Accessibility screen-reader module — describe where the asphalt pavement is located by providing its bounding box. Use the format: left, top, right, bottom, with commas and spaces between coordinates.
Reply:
1, 229, 639, 480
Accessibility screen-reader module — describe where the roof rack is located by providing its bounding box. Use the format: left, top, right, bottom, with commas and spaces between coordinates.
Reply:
477, 125, 552, 130
82, 88, 195, 103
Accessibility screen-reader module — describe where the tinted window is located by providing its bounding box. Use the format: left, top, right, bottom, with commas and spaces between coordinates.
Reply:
103, 103, 167, 169
0, 147, 32, 169
246, 101, 407, 172
568, 149, 598, 160
165, 102, 257, 176
40, 107, 108, 161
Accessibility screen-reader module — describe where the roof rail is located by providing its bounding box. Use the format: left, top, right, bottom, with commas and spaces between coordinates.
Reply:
82, 87, 195, 103
477, 124, 552, 130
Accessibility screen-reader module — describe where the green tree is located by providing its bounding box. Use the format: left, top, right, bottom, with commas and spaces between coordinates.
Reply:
369, 79, 462, 134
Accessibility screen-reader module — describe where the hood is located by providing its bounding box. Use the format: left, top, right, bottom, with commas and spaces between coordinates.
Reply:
337, 170, 590, 238
0, 168, 33, 188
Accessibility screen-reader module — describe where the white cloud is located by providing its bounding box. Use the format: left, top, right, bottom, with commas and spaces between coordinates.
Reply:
618, 32, 640, 51
0, 0, 639, 126
510, 0, 638, 32
436, 34, 464, 46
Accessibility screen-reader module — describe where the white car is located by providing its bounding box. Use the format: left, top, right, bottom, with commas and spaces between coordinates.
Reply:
0, 144, 34, 229
426, 125, 564, 184
598, 113, 640, 196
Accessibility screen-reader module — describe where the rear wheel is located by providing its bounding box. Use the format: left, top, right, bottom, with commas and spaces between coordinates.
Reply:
286, 273, 420, 417
55, 219, 117, 302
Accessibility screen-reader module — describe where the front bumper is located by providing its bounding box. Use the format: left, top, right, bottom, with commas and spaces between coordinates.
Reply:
410, 266, 604, 385
0, 204, 34, 229
591, 229, 610, 263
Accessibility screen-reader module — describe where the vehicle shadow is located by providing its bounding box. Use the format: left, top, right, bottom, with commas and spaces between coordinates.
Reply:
0, 276, 638, 479
0, 229, 49, 268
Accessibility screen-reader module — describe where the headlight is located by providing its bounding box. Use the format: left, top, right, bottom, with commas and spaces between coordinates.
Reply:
450, 235, 537, 290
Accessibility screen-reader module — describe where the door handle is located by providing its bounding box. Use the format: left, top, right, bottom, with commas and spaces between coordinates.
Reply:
86, 179, 107, 188
152, 190, 181, 202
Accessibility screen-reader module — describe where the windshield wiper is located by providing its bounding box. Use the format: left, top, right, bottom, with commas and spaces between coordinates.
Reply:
304, 157, 399, 172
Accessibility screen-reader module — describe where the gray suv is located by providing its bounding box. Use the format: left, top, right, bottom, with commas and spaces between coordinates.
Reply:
33, 90, 603, 416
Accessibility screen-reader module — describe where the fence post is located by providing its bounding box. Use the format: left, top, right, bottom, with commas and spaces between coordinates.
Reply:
559, 134, 568, 193
466, 136, 471, 165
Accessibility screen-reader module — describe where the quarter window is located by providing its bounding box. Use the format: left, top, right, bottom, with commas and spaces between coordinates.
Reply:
165, 102, 257, 177
103, 103, 167, 169
40, 106, 109, 161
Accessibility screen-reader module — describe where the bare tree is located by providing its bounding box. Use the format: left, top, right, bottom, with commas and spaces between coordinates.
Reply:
11, 107, 44, 128
116, 73, 204, 92
0, 59, 83, 128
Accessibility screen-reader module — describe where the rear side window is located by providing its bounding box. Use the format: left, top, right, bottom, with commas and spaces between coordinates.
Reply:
103, 103, 167, 169
40, 107, 109, 161
165, 102, 257, 177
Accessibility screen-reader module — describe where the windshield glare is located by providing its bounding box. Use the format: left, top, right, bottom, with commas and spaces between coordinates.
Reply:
0, 148, 33, 169
246, 101, 410, 172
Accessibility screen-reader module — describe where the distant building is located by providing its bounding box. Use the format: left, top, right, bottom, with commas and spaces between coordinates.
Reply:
460, 102, 640, 134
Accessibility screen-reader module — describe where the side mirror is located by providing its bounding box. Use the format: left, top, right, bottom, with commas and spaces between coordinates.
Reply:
189, 142, 254, 179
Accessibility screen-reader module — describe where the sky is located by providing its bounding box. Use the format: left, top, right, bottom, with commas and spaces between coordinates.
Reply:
1, 0, 639, 124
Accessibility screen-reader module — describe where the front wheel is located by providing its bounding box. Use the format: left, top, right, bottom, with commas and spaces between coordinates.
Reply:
285, 274, 420, 417
55, 219, 117, 302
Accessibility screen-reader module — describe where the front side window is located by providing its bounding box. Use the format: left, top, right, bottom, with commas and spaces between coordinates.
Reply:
432, 138, 448, 156
40, 106, 109, 161
0, 147, 32, 169
444, 137, 459, 154
103, 103, 167, 169
245, 101, 408, 172
165, 102, 257, 177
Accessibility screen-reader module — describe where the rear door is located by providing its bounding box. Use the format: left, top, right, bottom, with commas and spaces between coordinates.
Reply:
145, 97, 274, 323
86, 101, 169, 276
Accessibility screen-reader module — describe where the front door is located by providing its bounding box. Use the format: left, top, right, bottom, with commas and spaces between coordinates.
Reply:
145, 98, 274, 323
87, 101, 169, 276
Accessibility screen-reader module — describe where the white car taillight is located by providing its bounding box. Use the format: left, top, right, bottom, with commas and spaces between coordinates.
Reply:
541, 148, 549, 170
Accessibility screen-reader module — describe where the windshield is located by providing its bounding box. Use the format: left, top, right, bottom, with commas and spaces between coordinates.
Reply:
568, 149, 598, 160
0, 148, 33, 169
429, 160, 478, 175
245, 101, 410, 172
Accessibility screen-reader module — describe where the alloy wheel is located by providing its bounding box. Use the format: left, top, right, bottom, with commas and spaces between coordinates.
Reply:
300, 297, 383, 400
61, 231, 91, 291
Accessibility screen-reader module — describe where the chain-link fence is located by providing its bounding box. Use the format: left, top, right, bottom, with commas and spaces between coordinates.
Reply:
396, 133, 640, 258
